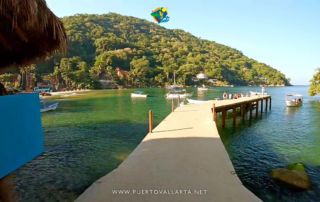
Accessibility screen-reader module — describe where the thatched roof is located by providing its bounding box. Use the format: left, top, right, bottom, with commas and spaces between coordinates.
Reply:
0, 0, 67, 69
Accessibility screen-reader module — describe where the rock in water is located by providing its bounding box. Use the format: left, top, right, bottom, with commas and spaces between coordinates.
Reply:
271, 163, 311, 190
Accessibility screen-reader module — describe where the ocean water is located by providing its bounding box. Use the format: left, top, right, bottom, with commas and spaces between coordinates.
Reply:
12, 86, 320, 202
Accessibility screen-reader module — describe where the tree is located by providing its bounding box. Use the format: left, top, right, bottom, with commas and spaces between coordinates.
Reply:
0, 13, 291, 88
0, 74, 18, 89
19, 64, 37, 90
309, 68, 320, 96
130, 57, 149, 85
54, 57, 94, 90
94, 34, 127, 54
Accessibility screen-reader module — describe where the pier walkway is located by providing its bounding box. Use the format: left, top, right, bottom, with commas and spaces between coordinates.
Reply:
76, 96, 270, 202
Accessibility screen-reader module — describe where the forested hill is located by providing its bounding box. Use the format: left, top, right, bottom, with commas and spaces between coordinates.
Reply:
38, 13, 290, 88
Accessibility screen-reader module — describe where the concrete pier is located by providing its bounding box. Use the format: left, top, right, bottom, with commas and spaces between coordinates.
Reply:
76, 96, 268, 202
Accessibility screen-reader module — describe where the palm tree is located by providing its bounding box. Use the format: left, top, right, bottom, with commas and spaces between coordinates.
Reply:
19, 65, 36, 91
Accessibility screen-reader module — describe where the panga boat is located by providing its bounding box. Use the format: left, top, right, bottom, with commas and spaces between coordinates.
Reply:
166, 92, 192, 99
187, 99, 210, 104
166, 87, 191, 99
131, 91, 148, 98
197, 85, 208, 91
286, 94, 303, 107
40, 102, 59, 113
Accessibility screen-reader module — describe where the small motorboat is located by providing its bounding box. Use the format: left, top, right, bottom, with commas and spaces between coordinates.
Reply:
286, 94, 303, 107
41, 102, 59, 113
197, 85, 208, 91
187, 99, 210, 104
131, 91, 147, 98
250, 91, 267, 96
250, 86, 267, 96
166, 87, 192, 99
166, 93, 192, 99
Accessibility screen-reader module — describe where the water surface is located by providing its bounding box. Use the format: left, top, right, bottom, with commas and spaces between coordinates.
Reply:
13, 87, 320, 202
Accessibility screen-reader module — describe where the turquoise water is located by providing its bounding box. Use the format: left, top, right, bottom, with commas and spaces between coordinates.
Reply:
13, 87, 320, 201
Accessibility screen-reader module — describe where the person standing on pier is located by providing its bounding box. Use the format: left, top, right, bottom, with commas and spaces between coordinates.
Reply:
261, 86, 266, 95
223, 92, 228, 100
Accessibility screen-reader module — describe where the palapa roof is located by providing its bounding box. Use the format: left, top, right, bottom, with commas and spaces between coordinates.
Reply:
0, 0, 67, 70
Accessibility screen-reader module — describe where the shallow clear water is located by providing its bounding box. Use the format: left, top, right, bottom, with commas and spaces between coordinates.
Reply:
13, 87, 320, 201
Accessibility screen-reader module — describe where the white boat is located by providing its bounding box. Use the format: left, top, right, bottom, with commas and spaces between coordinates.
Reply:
286, 94, 303, 107
131, 91, 147, 98
166, 84, 184, 90
166, 85, 192, 99
250, 91, 267, 96
166, 93, 192, 99
197, 85, 208, 91
41, 102, 59, 113
198, 87, 208, 91
187, 99, 210, 104
165, 71, 183, 90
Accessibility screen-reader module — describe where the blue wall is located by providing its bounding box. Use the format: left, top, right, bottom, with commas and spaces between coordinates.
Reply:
0, 94, 44, 179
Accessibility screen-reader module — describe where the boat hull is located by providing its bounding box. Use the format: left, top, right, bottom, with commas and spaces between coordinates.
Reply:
166, 93, 191, 99
286, 100, 302, 107
131, 93, 147, 98
197, 87, 208, 91
41, 103, 59, 112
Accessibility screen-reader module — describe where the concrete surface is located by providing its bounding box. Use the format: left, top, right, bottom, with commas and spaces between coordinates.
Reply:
76, 97, 264, 202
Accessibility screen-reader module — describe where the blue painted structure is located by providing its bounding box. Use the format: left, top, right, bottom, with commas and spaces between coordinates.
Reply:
0, 94, 44, 179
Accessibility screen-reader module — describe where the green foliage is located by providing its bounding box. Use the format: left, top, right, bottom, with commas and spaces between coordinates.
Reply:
53, 57, 95, 89
20, 64, 37, 90
0, 73, 17, 88
5, 13, 289, 89
309, 69, 320, 96
130, 57, 149, 85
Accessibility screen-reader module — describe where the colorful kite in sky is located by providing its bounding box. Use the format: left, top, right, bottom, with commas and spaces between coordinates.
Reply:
151, 7, 170, 24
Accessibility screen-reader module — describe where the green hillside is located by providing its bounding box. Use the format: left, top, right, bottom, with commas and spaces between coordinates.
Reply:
1, 13, 291, 89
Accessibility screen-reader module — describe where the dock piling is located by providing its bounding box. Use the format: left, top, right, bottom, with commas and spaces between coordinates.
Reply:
171, 98, 174, 112
261, 99, 263, 113
265, 98, 268, 112
255, 101, 259, 118
249, 102, 253, 121
212, 104, 217, 123
241, 104, 245, 123
222, 110, 226, 128
232, 107, 237, 126
269, 97, 272, 110
149, 110, 153, 133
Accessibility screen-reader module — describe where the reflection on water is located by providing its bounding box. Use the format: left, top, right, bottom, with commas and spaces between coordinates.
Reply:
197, 90, 207, 99
285, 106, 301, 116
13, 87, 320, 202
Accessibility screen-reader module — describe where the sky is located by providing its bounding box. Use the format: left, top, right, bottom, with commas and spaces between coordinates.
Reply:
46, 0, 320, 85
